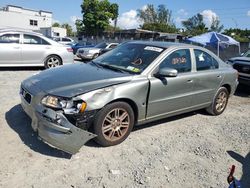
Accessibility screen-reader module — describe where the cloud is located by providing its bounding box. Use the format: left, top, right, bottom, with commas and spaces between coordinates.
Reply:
247, 10, 250, 16
175, 17, 185, 24
200, 10, 218, 27
115, 10, 142, 29
177, 9, 188, 16
69, 16, 81, 31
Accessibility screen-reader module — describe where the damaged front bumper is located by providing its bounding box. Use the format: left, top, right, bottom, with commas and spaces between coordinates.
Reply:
20, 92, 97, 154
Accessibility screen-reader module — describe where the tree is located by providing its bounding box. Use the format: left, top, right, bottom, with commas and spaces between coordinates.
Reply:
80, 0, 119, 36
61, 23, 74, 37
182, 13, 208, 36
75, 19, 85, 36
210, 17, 224, 32
137, 4, 177, 33
223, 28, 250, 42
52, 22, 60, 27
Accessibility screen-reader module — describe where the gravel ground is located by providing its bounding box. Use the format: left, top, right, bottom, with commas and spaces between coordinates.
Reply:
0, 68, 249, 188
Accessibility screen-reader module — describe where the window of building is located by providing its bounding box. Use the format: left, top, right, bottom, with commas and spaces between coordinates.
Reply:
0, 34, 20, 43
30, 19, 38, 26
23, 34, 50, 45
159, 49, 192, 73
194, 49, 219, 71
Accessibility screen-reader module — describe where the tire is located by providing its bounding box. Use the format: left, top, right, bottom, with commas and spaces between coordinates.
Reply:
93, 53, 99, 59
206, 87, 229, 115
93, 102, 135, 146
44, 55, 62, 69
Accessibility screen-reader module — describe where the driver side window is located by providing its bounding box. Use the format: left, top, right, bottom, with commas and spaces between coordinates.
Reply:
159, 49, 191, 73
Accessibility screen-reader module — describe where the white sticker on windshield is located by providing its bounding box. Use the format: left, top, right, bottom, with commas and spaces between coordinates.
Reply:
144, 46, 163, 52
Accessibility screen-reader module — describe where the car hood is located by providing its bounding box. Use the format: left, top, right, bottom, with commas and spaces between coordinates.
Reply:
23, 63, 133, 98
229, 57, 250, 63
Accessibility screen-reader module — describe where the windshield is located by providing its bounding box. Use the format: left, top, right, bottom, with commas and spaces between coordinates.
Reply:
94, 43, 165, 74
243, 50, 250, 57
95, 42, 108, 49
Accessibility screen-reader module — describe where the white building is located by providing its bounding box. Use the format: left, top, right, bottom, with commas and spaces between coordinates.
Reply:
0, 5, 52, 30
40, 27, 67, 38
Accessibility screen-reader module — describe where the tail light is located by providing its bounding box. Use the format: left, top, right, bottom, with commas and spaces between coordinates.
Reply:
67, 48, 73, 53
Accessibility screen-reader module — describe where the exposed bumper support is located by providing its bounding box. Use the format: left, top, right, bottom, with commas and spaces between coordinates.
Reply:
21, 96, 97, 154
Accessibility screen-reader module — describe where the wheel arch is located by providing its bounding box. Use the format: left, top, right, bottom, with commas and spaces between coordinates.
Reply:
44, 54, 63, 65
221, 84, 231, 95
107, 98, 139, 124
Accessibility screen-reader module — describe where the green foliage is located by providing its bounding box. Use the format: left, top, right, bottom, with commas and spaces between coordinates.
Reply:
105, 25, 121, 32
52, 22, 60, 27
223, 28, 250, 42
182, 13, 208, 36
137, 4, 176, 33
80, 0, 119, 36
61, 23, 74, 37
142, 23, 178, 33
210, 17, 224, 33
75, 19, 85, 35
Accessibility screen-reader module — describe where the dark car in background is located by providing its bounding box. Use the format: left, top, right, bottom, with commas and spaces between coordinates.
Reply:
227, 50, 250, 86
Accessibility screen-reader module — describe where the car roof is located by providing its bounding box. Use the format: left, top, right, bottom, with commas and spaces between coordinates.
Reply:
127, 40, 193, 49
0, 29, 43, 36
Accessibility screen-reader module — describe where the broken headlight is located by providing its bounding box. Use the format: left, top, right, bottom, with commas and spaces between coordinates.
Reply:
41, 95, 87, 114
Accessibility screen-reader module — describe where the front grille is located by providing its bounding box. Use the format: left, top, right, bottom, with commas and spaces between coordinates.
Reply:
233, 63, 250, 74
20, 87, 32, 104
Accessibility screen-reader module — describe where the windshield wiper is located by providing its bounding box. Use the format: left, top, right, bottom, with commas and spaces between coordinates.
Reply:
90, 60, 102, 68
98, 63, 127, 73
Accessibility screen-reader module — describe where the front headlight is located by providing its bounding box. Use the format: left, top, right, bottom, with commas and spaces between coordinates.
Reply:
41, 95, 87, 114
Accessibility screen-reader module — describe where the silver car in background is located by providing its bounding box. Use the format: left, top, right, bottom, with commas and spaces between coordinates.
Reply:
0, 29, 74, 68
76, 42, 118, 60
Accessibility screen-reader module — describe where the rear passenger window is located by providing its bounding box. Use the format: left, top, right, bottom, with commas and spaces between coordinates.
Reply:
23, 34, 50, 45
159, 49, 192, 73
194, 49, 219, 71
0, 34, 20, 43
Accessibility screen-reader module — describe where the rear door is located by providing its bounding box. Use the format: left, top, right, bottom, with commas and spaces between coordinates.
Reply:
191, 49, 223, 106
21, 34, 50, 65
147, 49, 195, 119
0, 33, 21, 65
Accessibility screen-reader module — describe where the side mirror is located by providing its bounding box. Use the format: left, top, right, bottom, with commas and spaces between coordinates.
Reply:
240, 53, 244, 56
155, 67, 178, 78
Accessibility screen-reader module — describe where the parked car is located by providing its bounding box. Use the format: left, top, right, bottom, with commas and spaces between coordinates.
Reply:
0, 30, 74, 68
70, 42, 94, 55
76, 42, 118, 60
227, 50, 250, 86
52, 36, 75, 46
20, 41, 238, 154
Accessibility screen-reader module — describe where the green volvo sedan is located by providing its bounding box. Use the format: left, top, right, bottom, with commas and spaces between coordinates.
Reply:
20, 41, 238, 154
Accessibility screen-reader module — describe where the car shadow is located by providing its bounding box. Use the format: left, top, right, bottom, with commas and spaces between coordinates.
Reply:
133, 110, 199, 131
227, 151, 250, 187
5, 104, 72, 159
234, 85, 250, 98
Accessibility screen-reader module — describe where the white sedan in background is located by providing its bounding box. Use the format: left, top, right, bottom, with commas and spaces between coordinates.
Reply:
0, 29, 74, 69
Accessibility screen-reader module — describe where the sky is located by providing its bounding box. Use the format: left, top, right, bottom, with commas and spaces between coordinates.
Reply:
0, 0, 250, 31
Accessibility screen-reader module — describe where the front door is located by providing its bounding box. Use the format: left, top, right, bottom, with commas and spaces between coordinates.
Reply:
147, 49, 195, 119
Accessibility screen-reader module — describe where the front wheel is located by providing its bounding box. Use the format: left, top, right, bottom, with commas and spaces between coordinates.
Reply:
206, 87, 229, 115
93, 102, 134, 146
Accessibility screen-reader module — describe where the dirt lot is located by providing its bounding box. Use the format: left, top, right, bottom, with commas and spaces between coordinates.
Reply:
0, 68, 249, 188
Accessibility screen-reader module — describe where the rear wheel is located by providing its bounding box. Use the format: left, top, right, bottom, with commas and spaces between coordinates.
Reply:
93, 102, 134, 146
206, 87, 229, 115
44, 55, 62, 69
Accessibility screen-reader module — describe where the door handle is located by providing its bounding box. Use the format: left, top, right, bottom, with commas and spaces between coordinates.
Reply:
187, 79, 193, 83
217, 75, 222, 78
13, 46, 20, 49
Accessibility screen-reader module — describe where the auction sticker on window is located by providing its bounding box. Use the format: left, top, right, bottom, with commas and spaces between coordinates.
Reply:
144, 46, 163, 52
